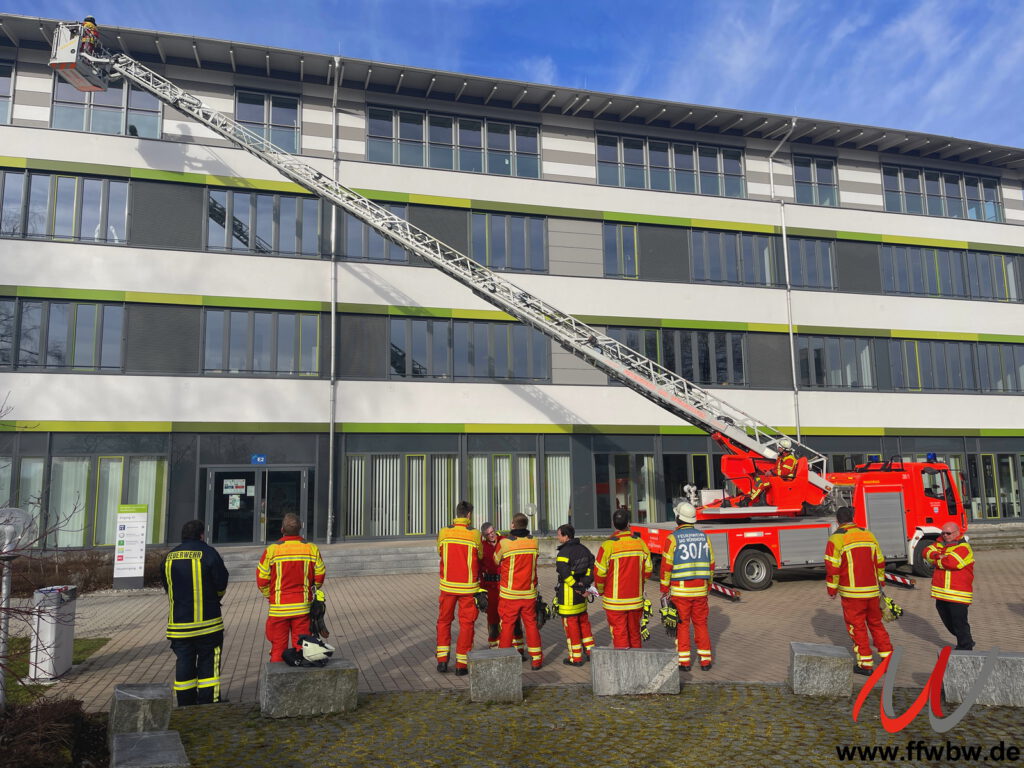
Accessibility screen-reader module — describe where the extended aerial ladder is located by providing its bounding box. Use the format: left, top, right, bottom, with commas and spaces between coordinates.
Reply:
49, 22, 833, 506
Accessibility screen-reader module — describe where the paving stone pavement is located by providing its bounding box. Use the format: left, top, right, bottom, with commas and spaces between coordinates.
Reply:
39, 548, 1024, 716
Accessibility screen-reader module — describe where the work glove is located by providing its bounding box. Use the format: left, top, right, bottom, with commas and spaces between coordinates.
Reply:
474, 589, 488, 612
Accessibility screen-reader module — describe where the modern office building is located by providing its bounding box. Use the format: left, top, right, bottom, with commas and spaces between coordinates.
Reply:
0, 14, 1022, 549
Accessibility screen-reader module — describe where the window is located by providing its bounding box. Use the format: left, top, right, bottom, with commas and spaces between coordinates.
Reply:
203, 309, 319, 376
788, 237, 835, 289
602, 223, 638, 278
51, 78, 160, 138
206, 189, 318, 257
0, 298, 124, 371
0, 61, 12, 125
883, 165, 1002, 222
793, 156, 837, 206
608, 326, 746, 386
336, 203, 411, 262
691, 229, 778, 286
597, 135, 744, 197
977, 343, 1024, 393
471, 213, 546, 272
390, 318, 549, 382
881, 245, 1020, 302
367, 107, 540, 178
0, 170, 128, 243
890, 339, 980, 392
797, 335, 874, 389
966, 251, 1020, 302
236, 91, 299, 153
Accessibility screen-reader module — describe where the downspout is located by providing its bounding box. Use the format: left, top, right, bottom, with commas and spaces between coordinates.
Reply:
768, 117, 802, 441
326, 56, 341, 543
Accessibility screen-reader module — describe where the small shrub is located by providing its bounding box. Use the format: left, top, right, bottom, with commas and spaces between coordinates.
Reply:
0, 697, 108, 768
8, 548, 169, 598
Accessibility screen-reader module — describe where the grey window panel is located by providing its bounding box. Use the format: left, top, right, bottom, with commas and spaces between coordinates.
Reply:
17, 431, 48, 453
50, 433, 169, 454
167, 434, 198, 538
129, 180, 204, 250
198, 433, 318, 464
638, 224, 688, 282
467, 434, 537, 453
344, 434, 460, 452
835, 240, 882, 294
745, 332, 792, 389
872, 340, 892, 390
338, 314, 387, 379
544, 435, 571, 452
408, 204, 469, 265
125, 304, 201, 374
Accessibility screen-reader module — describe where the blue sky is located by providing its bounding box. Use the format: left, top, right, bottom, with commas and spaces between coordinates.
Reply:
13, 0, 1024, 147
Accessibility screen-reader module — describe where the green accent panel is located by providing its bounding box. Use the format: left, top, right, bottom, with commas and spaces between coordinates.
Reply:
603, 212, 692, 227
16, 286, 127, 302
690, 219, 775, 234
977, 333, 1024, 343
29, 158, 132, 177
351, 189, 411, 203
658, 425, 708, 435
881, 234, 969, 249
967, 242, 1024, 255
798, 426, 886, 436
891, 329, 978, 341
660, 319, 754, 332
201, 295, 329, 312
410, 194, 471, 208
336, 302, 389, 315
124, 291, 203, 306
836, 231, 884, 243
390, 306, 453, 318
171, 422, 329, 433
0, 156, 28, 168
747, 323, 791, 333
449, 308, 515, 321
464, 424, 570, 434
796, 325, 894, 338
788, 227, 836, 239
480, 202, 600, 219
1, 421, 172, 433
340, 423, 467, 434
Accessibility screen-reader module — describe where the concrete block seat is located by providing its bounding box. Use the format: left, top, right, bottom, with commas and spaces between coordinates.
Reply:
789, 642, 854, 697
111, 731, 189, 768
108, 683, 173, 746
590, 647, 680, 696
467, 648, 523, 703
259, 657, 359, 718
944, 650, 1024, 707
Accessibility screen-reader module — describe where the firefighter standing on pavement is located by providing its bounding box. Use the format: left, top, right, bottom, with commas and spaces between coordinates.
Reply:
594, 509, 652, 649
922, 523, 975, 650
435, 501, 483, 675
554, 524, 596, 666
824, 506, 893, 675
494, 513, 544, 670
480, 521, 523, 654
660, 502, 715, 671
161, 520, 229, 706
256, 513, 326, 663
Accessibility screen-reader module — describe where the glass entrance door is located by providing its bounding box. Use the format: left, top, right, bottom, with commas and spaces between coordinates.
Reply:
207, 467, 311, 544
211, 470, 257, 544
263, 470, 304, 541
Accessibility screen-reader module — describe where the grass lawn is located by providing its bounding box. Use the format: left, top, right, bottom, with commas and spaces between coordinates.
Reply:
3, 637, 110, 705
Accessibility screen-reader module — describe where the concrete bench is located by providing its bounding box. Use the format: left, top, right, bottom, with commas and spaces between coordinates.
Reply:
789, 642, 854, 697
944, 650, 1024, 707
108, 684, 173, 747
111, 731, 189, 768
259, 658, 359, 718
467, 648, 522, 704
591, 647, 679, 696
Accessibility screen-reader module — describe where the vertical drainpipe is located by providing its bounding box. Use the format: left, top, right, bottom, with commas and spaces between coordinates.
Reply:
326, 56, 341, 543
768, 117, 802, 441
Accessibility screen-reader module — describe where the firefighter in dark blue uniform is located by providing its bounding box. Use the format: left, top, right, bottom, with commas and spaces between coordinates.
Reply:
160, 520, 229, 705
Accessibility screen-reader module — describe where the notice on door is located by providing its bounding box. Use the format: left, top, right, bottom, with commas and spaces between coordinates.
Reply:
113, 504, 148, 580
223, 478, 246, 494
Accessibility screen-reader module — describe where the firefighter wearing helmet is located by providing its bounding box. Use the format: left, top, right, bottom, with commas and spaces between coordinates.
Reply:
776, 438, 798, 481
660, 501, 715, 671
81, 15, 99, 55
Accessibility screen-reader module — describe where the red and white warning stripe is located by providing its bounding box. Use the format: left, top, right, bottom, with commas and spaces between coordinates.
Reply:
711, 581, 741, 601
884, 572, 916, 588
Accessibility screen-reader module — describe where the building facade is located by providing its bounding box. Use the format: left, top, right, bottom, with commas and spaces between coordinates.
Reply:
1, 15, 1022, 548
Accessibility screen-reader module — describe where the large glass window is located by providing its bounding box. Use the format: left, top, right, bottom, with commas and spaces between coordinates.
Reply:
236, 91, 299, 153
608, 326, 746, 387
368, 107, 539, 178
883, 165, 1002, 222
0, 170, 128, 243
598, 134, 744, 198
886, 338, 1024, 393
471, 213, 546, 272
793, 156, 837, 206
18, 457, 45, 548
338, 203, 411, 262
788, 237, 835, 289
602, 223, 638, 278
691, 229, 778, 286
797, 335, 875, 389
206, 189, 318, 256
203, 309, 319, 376
48, 457, 91, 547
0, 298, 123, 372
51, 78, 160, 138
881, 245, 1020, 302
0, 61, 12, 125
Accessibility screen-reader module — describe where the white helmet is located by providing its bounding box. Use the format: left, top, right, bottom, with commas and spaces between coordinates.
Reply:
673, 501, 697, 524
778, 438, 793, 451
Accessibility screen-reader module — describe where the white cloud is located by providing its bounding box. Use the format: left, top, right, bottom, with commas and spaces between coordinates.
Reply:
517, 55, 558, 86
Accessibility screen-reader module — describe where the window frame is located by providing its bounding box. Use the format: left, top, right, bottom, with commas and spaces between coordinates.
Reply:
0, 297, 125, 373
0, 59, 13, 126
882, 164, 1003, 223
470, 211, 547, 273
202, 308, 321, 377
792, 155, 838, 207
235, 90, 300, 154
50, 76, 161, 138
0, 170, 129, 244
690, 229, 779, 287
205, 188, 319, 257
602, 222, 639, 279
797, 334, 875, 390
597, 133, 745, 198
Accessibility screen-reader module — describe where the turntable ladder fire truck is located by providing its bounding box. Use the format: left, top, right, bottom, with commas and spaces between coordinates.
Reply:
48, 22, 966, 591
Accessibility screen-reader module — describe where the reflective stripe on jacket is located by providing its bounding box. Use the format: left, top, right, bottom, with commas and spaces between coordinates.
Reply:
660, 525, 715, 598
555, 538, 595, 616
824, 524, 885, 599
494, 530, 539, 600
256, 536, 326, 617
923, 539, 974, 604
161, 538, 229, 639
594, 531, 652, 611
437, 518, 483, 594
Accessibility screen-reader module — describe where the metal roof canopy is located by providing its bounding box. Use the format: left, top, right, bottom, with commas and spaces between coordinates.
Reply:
3, 12, 1023, 170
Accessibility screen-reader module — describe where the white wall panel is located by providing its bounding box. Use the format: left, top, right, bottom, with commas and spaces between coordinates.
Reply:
542, 161, 595, 180
10, 104, 48, 122
796, 391, 1024, 431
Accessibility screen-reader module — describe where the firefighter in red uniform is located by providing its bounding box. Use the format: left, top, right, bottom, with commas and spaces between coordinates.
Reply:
494, 513, 543, 670
480, 521, 523, 654
594, 509, 653, 648
554, 523, 596, 665
256, 513, 326, 662
775, 438, 798, 481
660, 502, 715, 671
824, 506, 892, 675
80, 16, 99, 55
436, 500, 483, 675
922, 523, 975, 650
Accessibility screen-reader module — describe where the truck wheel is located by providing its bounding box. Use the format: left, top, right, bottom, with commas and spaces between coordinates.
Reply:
912, 537, 936, 578
732, 549, 775, 591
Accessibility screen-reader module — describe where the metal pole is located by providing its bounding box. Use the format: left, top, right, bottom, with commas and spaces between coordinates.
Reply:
326, 55, 341, 544
0, 557, 13, 713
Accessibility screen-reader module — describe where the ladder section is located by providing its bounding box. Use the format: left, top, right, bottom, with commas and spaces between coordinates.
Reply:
58, 37, 830, 492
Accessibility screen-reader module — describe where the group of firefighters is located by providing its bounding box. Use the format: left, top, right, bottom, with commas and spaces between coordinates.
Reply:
436, 499, 717, 674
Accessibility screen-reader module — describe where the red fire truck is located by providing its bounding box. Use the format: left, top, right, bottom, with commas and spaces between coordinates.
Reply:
631, 457, 968, 590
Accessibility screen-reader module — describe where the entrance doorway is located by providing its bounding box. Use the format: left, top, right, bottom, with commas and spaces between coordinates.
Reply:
205, 467, 313, 544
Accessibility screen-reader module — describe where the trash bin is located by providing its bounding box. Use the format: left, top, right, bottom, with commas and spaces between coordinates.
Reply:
29, 585, 78, 680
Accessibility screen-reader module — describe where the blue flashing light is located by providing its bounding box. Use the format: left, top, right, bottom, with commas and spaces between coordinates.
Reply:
926, 452, 938, 463
867, 454, 881, 463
